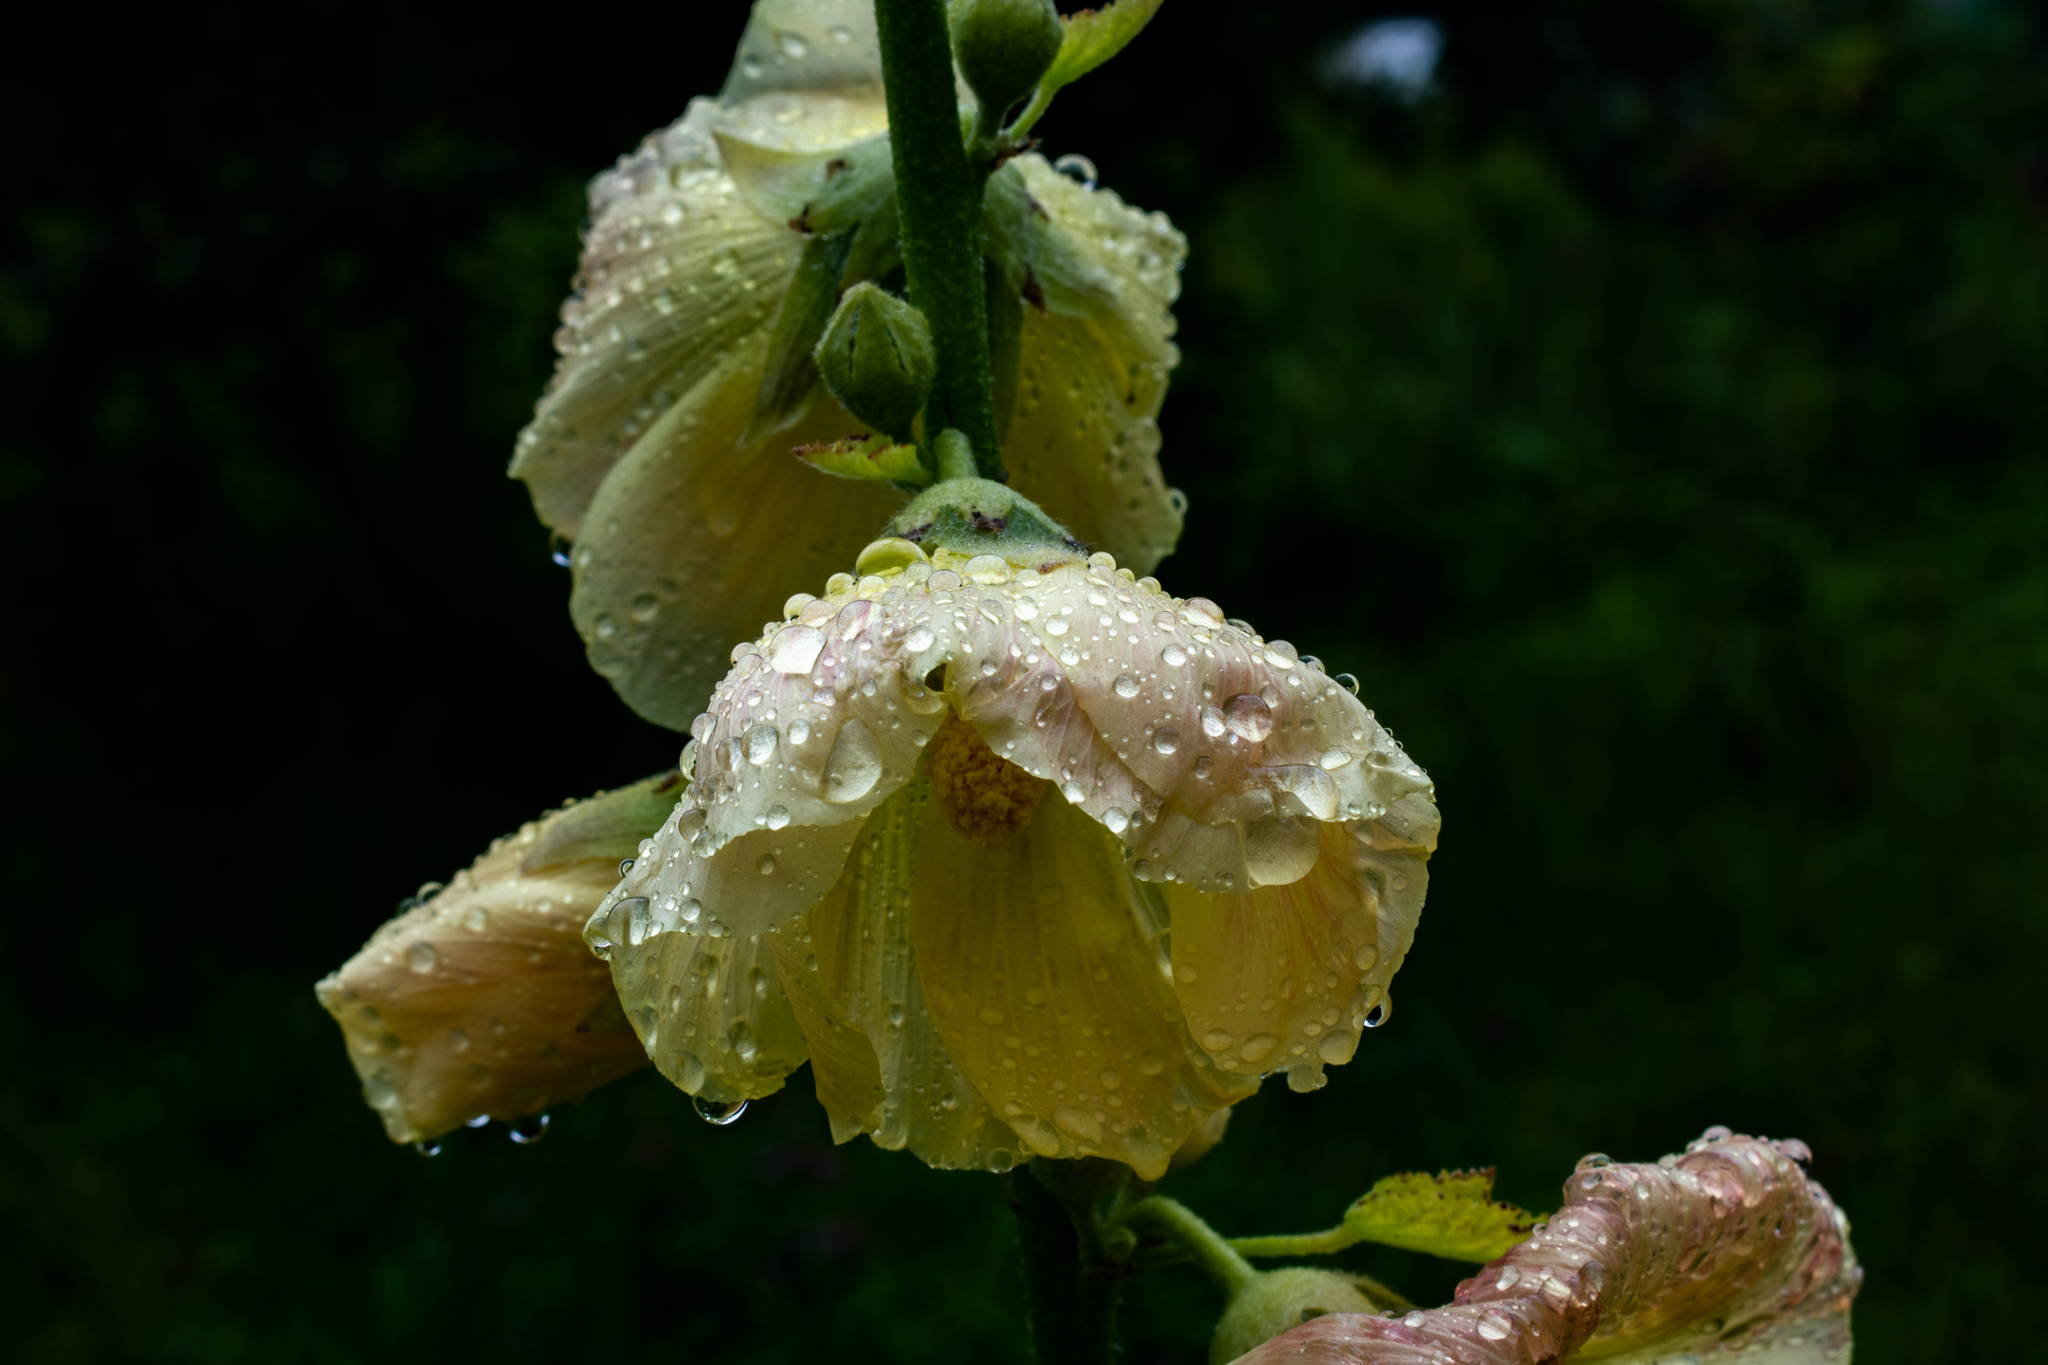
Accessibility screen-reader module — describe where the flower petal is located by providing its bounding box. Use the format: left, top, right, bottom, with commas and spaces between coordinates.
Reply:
314, 775, 677, 1143
998, 155, 1187, 573
567, 332, 906, 729
1164, 802, 1432, 1092
769, 781, 1027, 1170
607, 922, 810, 1105
911, 787, 1254, 1180
1228, 1131, 1861, 1365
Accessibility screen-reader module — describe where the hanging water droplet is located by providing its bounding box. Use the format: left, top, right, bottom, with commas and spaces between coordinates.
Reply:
618, 857, 635, 877
1053, 153, 1098, 190
464, 1115, 491, 1129
509, 1113, 550, 1145
548, 533, 573, 568
413, 1140, 442, 1157
1335, 672, 1361, 696
1363, 1000, 1389, 1028
695, 1096, 749, 1125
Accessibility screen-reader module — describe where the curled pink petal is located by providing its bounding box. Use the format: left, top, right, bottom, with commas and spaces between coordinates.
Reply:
1231, 1130, 1861, 1364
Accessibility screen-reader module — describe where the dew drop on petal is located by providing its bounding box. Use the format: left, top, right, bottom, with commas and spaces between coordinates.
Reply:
787, 718, 810, 745
1335, 672, 1361, 696
1152, 727, 1180, 755
1104, 807, 1129, 834
1161, 644, 1187, 667
769, 625, 825, 673
1061, 781, 1086, 804
1224, 694, 1274, 742
905, 626, 936, 651
1200, 706, 1226, 738
764, 804, 791, 830
694, 1096, 749, 1125
405, 942, 438, 973
822, 719, 882, 803
1114, 673, 1141, 698
745, 723, 778, 765
509, 1113, 550, 1145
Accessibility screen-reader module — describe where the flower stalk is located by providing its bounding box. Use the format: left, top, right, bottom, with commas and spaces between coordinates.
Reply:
873, 0, 1003, 478
1013, 1160, 1128, 1365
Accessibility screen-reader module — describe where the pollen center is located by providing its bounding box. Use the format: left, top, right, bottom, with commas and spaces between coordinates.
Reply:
926, 712, 1044, 844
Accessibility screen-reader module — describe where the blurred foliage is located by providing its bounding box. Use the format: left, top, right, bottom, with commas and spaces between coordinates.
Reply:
1, 1, 2042, 1362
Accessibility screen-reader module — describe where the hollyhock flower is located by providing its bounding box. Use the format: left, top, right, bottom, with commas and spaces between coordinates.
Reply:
314, 775, 677, 1144
1225, 1129, 1861, 1365
583, 480, 1440, 1179
513, 0, 1189, 729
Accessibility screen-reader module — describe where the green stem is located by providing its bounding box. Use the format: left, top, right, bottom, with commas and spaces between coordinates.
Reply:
873, 0, 1003, 479
1121, 1196, 1258, 1297
1011, 1168, 1119, 1365
1228, 1227, 1356, 1260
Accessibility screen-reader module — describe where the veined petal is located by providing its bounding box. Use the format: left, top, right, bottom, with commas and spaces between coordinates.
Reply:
314, 775, 676, 1143
1165, 806, 1433, 1092
1228, 1132, 1861, 1365
568, 331, 905, 729
996, 155, 1187, 573
912, 788, 1254, 1180
769, 781, 1026, 1170
720, 0, 884, 104
607, 922, 809, 1105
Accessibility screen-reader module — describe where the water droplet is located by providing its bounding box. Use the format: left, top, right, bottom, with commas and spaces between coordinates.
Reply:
1363, 999, 1390, 1028
1239, 1033, 1279, 1064
548, 533, 572, 568
888, 1002, 906, 1026
1354, 944, 1379, 970
1160, 644, 1187, 667
764, 804, 791, 830
1576, 1153, 1614, 1171
1044, 618, 1069, 636
1225, 694, 1274, 741
770, 625, 825, 673
786, 718, 811, 745
1137, 1050, 1165, 1076
1103, 807, 1129, 834
1403, 1312, 1427, 1329
905, 625, 936, 651
1317, 1031, 1356, 1065
962, 553, 1010, 584
1014, 595, 1039, 620
695, 1096, 749, 1125
405, 941, 438, 973
1477, 1314, 1511, 1342
1148, 726, 1180, 756
464, 1114, 490, 1129
757, 853, 777, 875
1201, 1029, 1234, 1051
1193, 755, 1213, 778
509, 1113, 550, 1145
609, 896, 651, 947
1113, 673, 1141, 698
619, 857, 636, 877
1319, 747, 1352, 770
1200, 706, 1226, 737
1053, 153, 1098, 190
775, 30, 808, 58
413, 1140, 442, 1156
822, 718, 882, 803
746, 722, 778, 765
1061, 780, 1086, 803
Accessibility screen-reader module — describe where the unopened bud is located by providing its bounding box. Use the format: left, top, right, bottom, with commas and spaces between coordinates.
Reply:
813, 282, 936, 441
1209, 1268, 1382, 1365
950, 0, 1065, 125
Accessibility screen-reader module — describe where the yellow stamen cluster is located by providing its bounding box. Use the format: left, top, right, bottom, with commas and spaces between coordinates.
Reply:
926, 713, 1045, 843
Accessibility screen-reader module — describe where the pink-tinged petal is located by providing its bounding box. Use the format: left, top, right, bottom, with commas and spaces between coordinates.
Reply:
314, 776, 677, 1143
1228, 1131, 1861, 1365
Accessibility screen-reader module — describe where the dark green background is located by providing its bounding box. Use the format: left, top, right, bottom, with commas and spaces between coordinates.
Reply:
3, 1, 2042, 1360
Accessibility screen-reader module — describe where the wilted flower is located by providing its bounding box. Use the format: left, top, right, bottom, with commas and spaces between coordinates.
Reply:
1226, 1129, 1861, 1365
584, 480, 1440, 1179
513, 0, 1189, 729
314, 775, 678, 1143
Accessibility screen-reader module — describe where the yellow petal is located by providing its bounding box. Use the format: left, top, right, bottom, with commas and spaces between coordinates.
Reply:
771, 781, 1027, 1169
569, 331, 905, 728
511, 130, 800, 541
1165, 798, 1437, 1093
608, 923, 810, 1105
1002, 155, 1185, 573
913, 787, 1252, 1179
314, 775, 677, 1143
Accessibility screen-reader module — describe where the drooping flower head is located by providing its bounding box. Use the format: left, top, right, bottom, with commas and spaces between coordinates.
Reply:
513, 0, 1189, 729
1227, 1129, 1861, 1365
314, 776, 674, 1143
584, 480, 1440, 1178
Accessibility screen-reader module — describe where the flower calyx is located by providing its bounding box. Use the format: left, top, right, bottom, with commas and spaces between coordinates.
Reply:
885, 474, 1085, 570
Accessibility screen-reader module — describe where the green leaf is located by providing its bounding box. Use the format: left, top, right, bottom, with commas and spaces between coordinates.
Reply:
1009, 0, 1165, 136
793, 434, 931, 485
1043, 0, 1166, 90
747, 228, 857, 442
1340, 1169, 1543, 1263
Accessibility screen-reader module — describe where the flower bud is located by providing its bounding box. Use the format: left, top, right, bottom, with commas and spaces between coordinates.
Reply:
812, 282, 937, 442
1209, 1268, 1381, 1365
950, 0, 1065, 125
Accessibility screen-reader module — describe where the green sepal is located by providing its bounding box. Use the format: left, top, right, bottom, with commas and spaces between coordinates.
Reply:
886, 475, 1084, 565
983, 162, 1121, 319
714, 131, 899, 234
1340, 1169, 1543, 1263
1009, 0, 1166, 138
746, 228, 856, 442
793, 434, 932, 486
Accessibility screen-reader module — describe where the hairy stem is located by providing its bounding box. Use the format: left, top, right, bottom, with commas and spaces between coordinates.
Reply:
1011, 1165, 1121, 1365
1121, 1196, 1259, 1297
873, 0, 1002, 479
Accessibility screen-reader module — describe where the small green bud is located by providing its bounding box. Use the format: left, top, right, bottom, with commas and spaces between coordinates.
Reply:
949, 0, 1065, 126
813, 283, 937, 442
1208, 1268, 1380, 1365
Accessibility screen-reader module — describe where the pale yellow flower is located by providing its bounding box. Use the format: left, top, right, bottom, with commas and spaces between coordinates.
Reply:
512, 0, 1188, 729
314, 775, 676, 1143
585, 523, 1439, 1179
